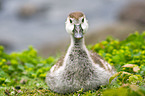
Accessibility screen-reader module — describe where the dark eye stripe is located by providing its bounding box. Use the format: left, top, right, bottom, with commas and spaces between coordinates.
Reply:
70, 19, 72, 23
82, 18, 84, 23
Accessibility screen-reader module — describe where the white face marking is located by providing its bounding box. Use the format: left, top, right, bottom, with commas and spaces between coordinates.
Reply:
65, 16, 88, 35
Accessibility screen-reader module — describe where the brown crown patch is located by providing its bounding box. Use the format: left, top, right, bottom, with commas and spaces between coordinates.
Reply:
69, 12, 84, 20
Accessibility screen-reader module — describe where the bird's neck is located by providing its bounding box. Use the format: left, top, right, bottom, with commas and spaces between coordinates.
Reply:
70, 36, 85, 49
64, 35, 92, 71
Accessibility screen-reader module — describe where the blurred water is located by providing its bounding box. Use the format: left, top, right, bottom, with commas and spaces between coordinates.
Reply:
0, 0, 139, 52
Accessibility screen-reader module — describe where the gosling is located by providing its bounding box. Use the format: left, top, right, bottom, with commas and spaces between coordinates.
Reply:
46, 11, 115, 93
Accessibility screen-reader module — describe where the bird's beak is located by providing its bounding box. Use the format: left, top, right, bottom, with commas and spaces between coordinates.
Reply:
73, 24, 83, 39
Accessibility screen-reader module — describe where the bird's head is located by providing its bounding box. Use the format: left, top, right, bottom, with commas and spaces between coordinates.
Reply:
65, 12, 88, 39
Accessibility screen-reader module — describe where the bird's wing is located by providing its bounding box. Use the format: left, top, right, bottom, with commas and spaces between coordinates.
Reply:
50, 56, 64, 73
89, 51, 114, 72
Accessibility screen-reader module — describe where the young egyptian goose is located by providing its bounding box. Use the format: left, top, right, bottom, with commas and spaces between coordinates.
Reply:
46, 11, 115, 93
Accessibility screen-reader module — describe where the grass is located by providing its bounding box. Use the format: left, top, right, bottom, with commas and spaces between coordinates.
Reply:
0, 32, 145, 96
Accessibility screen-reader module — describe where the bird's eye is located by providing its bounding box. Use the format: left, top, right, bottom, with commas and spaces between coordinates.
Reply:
70, 19, 72, 23
82, 18, 84, 23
